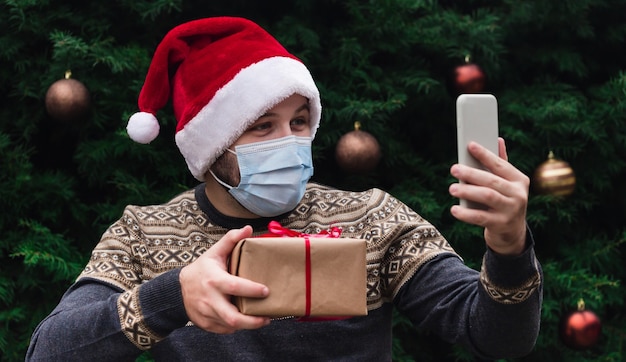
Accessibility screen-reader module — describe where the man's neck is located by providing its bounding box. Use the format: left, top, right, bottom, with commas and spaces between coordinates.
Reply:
203, 176, 260, 219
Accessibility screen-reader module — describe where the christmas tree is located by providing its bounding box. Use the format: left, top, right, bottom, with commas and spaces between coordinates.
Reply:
1, 0, 625, 360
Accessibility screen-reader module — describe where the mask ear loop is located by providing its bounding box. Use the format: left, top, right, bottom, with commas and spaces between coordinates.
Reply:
208, 148, 238, 190
208, 170, 234, 190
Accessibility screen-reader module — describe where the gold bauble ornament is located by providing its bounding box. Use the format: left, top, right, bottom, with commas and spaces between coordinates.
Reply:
45, 70, 91, 122
532, 151, 576, 196
335, 121, 381, 174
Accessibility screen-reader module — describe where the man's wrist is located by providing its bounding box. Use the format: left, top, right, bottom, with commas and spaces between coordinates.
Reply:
485, 229, 527, 256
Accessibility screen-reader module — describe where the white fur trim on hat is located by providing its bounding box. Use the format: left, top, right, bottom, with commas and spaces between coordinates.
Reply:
127, 112, 160, 144
175, 56, 321, 181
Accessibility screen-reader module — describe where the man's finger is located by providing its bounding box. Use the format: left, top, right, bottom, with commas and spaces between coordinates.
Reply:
207, 225, 253, 258
467, 141, 525, 182
216, 273, 270, 298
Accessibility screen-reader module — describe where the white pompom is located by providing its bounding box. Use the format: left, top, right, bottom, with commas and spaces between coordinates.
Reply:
127, 112, 160, 144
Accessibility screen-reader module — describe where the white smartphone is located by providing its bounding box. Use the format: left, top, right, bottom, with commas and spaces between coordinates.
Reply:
456, 94, 499, 210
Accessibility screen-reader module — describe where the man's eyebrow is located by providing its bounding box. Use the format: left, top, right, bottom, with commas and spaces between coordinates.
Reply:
295, 103, 310, 113
260, 103, 310, 118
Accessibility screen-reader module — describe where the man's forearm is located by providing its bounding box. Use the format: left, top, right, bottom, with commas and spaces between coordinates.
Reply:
26, 281, 143, 361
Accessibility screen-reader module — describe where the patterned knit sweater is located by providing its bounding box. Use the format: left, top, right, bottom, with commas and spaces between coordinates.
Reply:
27, 183, 542, 361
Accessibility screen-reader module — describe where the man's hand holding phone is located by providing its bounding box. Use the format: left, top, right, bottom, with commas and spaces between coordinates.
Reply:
451, 94, 530, 256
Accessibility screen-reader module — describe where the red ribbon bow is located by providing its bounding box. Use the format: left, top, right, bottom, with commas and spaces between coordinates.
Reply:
261, 220, 342, 238
260, 221, 347, 321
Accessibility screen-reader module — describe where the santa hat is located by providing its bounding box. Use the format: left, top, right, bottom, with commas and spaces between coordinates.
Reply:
127, 17, 321, 181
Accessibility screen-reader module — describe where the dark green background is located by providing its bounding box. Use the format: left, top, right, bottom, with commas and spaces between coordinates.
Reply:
1, 1, 625, 361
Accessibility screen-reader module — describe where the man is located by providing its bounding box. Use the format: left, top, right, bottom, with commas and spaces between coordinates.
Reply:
27, 17, 542, 361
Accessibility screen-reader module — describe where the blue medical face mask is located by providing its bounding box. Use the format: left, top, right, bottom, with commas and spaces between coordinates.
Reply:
210, 135, 314, 217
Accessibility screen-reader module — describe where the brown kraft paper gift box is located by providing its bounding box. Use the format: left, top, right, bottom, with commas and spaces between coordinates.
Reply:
229, 236, 368, 318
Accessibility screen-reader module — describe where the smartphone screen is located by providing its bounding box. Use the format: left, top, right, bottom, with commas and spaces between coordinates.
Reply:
456, 94, 499, 209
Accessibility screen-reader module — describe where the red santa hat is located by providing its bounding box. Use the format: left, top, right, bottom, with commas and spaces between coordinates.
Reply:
127, 17, 321, 180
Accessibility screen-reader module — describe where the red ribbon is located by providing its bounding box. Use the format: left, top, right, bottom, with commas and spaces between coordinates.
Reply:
304, 236, 311, 317
260, 221, 347, 321
261, 220, 342, 238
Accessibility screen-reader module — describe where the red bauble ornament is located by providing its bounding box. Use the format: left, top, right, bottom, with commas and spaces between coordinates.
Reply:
335, 121, 381, 174
560, 299, 602, 350
452, 56, 486, 94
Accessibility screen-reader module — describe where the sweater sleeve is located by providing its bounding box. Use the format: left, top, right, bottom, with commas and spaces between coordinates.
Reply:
26, 279, 139, 361
26, 270, 188, 361
26, 204, 192, 361
394, 231, 542, 359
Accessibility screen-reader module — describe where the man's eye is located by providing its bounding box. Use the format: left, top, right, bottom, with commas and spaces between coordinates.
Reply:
291, 118, 308, 127
251, 122, 272, 131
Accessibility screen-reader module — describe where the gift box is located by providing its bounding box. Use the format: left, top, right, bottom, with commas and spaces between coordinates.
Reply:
229, 233, 367, 318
